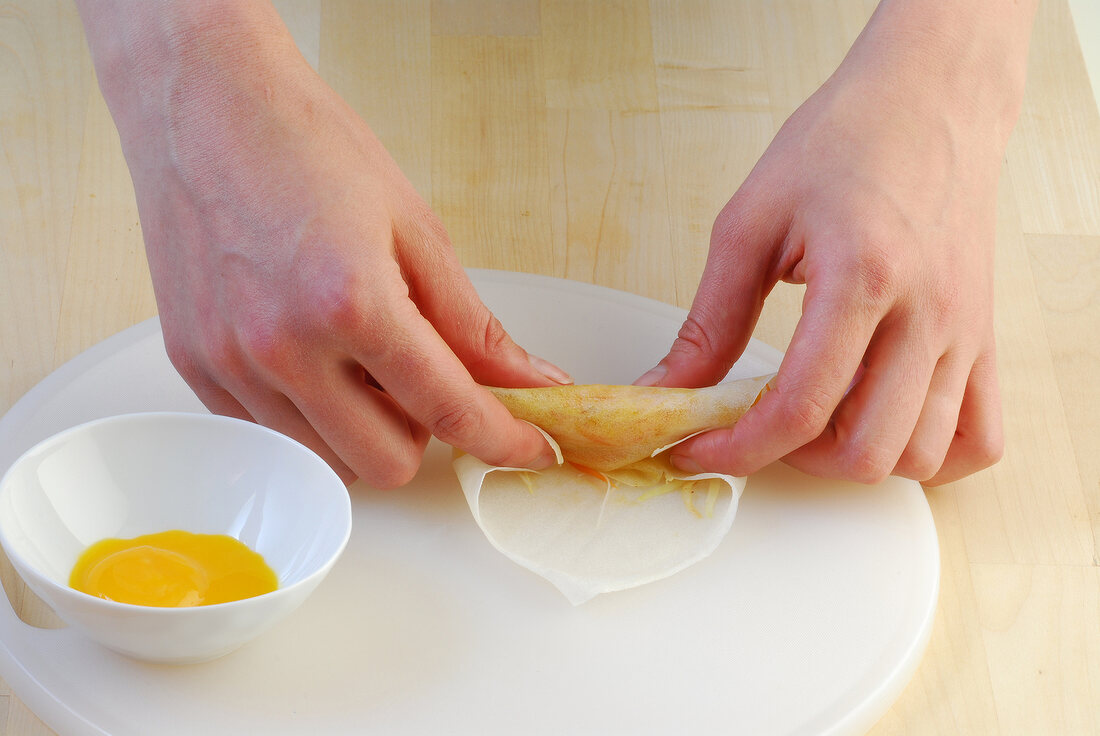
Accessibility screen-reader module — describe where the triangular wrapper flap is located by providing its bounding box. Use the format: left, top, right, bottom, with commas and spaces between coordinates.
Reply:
453, 375, 773, 605
485, 374, 774, 473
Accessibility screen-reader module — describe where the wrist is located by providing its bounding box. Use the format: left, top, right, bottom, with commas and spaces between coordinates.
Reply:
75, 0, 298, 148
838, 0, 1036, 148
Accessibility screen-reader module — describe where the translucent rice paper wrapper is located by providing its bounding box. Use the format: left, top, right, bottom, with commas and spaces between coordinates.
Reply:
453, 434, 745, 605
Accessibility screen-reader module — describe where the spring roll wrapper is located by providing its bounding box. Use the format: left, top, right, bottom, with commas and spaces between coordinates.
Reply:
452, 377, 771, 605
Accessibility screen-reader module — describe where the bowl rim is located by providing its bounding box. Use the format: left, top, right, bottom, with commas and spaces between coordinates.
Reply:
0, 410, 353, 615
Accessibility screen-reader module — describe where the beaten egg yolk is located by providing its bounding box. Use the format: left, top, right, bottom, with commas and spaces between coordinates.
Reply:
69, 530, 278, 607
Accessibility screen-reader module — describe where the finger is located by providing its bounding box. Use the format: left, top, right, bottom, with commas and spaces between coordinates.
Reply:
206, 358, 365, 482
669, 277, 879, 476
349, 292, 558, 471
185, 364, 360, 484
282, 360, 431, 489
394, 205, 572, 388
892, 350, 970, 482
923, 347, 1003, 486
783, 316, 937, 484
636, 186, 786, 388
185, 376, 256, 424
164, 334, 256, 422
234, 395, 360, 486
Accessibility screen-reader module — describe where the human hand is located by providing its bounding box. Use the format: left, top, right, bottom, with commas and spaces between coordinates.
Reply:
637, 2, 1035, 486
79, 2, 567, 487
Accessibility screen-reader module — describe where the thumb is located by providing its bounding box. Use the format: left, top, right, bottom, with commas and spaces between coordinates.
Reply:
636, 189, 784, 388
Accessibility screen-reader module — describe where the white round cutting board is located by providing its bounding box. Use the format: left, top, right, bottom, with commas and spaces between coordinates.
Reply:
0, 270, 938, 736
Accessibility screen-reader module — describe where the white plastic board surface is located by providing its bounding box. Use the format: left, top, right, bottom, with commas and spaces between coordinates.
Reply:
0, 270, 938, 736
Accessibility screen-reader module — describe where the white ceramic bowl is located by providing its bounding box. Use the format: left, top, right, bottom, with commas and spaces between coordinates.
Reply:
0, 412, 352, 664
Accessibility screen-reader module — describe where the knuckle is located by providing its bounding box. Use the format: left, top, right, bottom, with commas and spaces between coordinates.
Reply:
162, 332, 203, 382
842, 443, 895, 485
358, 431, 427, 489
236, 311, 292, 370
930, 279, 961, 320
300, 261, 371, 335
671, 313, 720, 362
415, 205, 452, 247
465, 307, 513, 363
164, 326, 251, 404
846, 237, 900, 309
458, 308, 522, 379
368, 457, 420, 489
425, 399, 485, 445
709, 197, 754, 250
969, 430, 1004, 469
710, 208, 741, 247
313, 281, 366, 333
774, 385, 834, 440
896, 445, 942, 482
480, 312, 512, 358
203, 328, 249, 379
921, 278, 963, 335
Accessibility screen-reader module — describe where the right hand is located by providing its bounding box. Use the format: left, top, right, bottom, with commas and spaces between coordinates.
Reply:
87, 4, 567, 486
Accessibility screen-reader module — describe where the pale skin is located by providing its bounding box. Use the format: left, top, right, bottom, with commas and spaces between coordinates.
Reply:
645, 0, 1037, 486
75, 0, 1036, 488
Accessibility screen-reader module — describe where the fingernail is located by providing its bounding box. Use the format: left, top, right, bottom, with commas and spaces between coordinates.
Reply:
529, 445, 558, 470
529, 354, 573, 385
634, 363, 667, 387
670, 451, 703, 474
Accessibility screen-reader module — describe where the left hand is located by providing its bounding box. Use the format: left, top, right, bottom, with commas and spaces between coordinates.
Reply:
637, 1, 1034, 486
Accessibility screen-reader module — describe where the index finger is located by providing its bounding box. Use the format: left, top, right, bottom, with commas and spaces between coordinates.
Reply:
670, 281, 880, 476
352, 297, 557, 471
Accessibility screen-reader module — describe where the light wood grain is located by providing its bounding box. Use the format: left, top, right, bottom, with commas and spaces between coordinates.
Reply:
542, 0, 659, 112
0, 1, 91, 408
431, 34, 557, 274
1008, 0, 1100, 236
649, 0, 788, 319
1, 1, 1097, 734
321, 0, 432, 198
874, 486, 1000, 734
547, 108, 677, 303
270, 0, 321, 69
1028, 232, 1100, 557
431, 0, 540, 36
55, 64, 155, 364
959, 179, 1095, 568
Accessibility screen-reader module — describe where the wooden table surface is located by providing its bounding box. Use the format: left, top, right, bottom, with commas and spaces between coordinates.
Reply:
2, 1, 1098, 733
